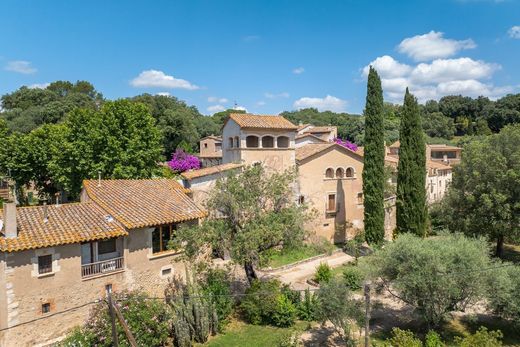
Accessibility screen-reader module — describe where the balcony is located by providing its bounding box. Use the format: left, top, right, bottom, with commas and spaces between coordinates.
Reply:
81, 257, 124, 278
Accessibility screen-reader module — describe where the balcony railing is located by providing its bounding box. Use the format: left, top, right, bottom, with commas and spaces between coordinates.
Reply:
81, 257, 124, 278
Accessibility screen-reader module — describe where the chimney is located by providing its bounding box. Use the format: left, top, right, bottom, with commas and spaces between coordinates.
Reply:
43, 202, 49, 223
98, 171, 102, 187
2, 202, 17, 239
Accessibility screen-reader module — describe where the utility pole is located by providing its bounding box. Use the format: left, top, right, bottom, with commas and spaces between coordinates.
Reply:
364, 281, 371, 347
106, 286, 119, 347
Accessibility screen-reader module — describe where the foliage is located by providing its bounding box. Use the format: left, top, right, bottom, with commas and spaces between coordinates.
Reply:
315, 278, 364, 343
342, 266, 363, 291
278, 329, 303, 347
422, 111, 456, 139
165, 275, 218, 347
487, 264, 520, 328
60, 291, 169, 347
174, 165, 310, 284
200, 268, 234, 331
362, 66, 386, 244
396, 89, 427, 237
297, 288, 318, 321
454, 327, 503, 347
437, 124, 520, 257
425, 330, 445, 347
364, 233, 493, 328
314, 262, 333, 284
386, 328, 423, 347
167, 149, 201, 173
240, 279, 296, 327
334, 137, 358, 151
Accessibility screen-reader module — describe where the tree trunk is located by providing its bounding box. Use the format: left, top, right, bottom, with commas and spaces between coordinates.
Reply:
244, 261, 257, 284
495, 235, 505, 258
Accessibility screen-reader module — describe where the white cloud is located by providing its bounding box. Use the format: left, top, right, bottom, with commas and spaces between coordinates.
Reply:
265, 92, 290, 99
156, 92, 171, 96
207, 104, 226, 113
398, 31, 476, 61
293, 95, 347, 112
256, 101, 266, 106
363, 55, 513, 103
233, 105, 247, 112
293, 67, 305, 74
508, 26, 520, 39
28, 82, 50, 89
5, 60, 37, 74
208, 96, 228, 103
130, 70, 199, 90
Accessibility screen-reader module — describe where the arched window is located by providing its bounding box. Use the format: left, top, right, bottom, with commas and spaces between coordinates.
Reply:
345, 167, 354, 178
325, 168, 334, 178
234, 136, 240, 148
277, 136, 289, 148
228, 137, 234, 148
335, 168, 344, 178
246, 135, 259, 148
262, 136, 274, 148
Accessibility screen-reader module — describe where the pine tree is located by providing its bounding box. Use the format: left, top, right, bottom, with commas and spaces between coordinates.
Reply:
362, 67, 386, 244
396, 88, 427, 236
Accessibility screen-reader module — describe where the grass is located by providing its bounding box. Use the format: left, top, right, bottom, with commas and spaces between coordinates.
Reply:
265, 243, 339, 269
200, 320, 308, 347
502, 243, 520, 264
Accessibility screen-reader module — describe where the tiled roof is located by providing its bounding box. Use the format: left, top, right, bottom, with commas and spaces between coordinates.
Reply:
201, 135, 222, 141
181, 163, 243, 180
297, 123, 311, 131
427, 160, 452, 170
296, 143, 362, 162
227, 113, 298, 130
303, 126, 336, 133
295, 133, 328, 142
428, 144, 461, 151
83, 179, 207, 229
389, 140, 400, 148
0, 203, 127, 252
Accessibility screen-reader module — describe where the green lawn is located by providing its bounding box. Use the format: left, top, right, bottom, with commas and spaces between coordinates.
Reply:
265, 244, 339, 269
201, 321, 307, 347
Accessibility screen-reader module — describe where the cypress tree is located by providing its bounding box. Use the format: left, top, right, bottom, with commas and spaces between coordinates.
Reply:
396, 88, 427, 236
362, 67, 386, 244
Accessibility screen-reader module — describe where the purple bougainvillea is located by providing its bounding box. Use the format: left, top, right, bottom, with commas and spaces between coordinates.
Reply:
334, 137, 358, 152
167, 149, 201, 172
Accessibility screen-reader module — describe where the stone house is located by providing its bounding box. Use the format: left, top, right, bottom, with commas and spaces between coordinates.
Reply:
0, 179, 206, 346
199, 135, 223, 168
388, 140, 462, 167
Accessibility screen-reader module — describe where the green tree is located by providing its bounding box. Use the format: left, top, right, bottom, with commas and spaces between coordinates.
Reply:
487, 264, 520, 328
364, 233, 493, 329
173, 165, 310, 284
362, 67, 386, 244
440, 125, 520, 257
422, 112, 455, 139
396, 89, 427, 237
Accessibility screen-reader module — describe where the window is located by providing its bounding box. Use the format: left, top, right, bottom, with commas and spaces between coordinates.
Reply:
246, 136, 259, 148
38, 255, 53, 274
335, 168, 344, 178
277, 136, 289, 148
431, 184, 434, 193
215, 143, 222, 151
204, 143, 208, 148
98, 238, 117, 255
345, 167, 354, 178
298, 195, 305, 205
325, 168, 334, 178
42, 303, 51, 314
228, 137, 234, 148
262, 136, 274, 148
327, 194, 336, 212
235, 137, 240, 148
357, 193, 363, 204
162, 268, 172, 276
152, 224, 177, 254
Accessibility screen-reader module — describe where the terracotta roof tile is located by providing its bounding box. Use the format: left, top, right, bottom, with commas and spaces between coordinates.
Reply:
296, 143, 362, 162
303, 126, 336, 133
427, 160, 452, 170
0, 203, 127, 252
295, 133, 328, 142
228, 113, 298, 130
181, 163, 243, 180
83, 179, 207, 229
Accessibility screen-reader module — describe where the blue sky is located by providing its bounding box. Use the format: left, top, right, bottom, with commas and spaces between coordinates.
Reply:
1, 0, 519, 114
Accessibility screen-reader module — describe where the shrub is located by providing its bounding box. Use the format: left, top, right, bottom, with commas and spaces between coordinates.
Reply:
281, 283, 301, 306
487, 264, 520, 328
272, 295, 297, 328
387, 328, 422, 347
314, 262, 332, 284
240, 279, 296, 327
201, 268, 234, 331
278, 329, 303, 347
61, 291, 169, 347
454, 327, 503, 347
297, 288, 318, 321
342, 266, 363, 291
425, 330, 445, 347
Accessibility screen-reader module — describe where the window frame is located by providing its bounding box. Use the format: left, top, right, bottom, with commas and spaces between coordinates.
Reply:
38, 254, 53, 275
325, 168, 334, 179
152, 224, 178, 254
326, 193, 337, 213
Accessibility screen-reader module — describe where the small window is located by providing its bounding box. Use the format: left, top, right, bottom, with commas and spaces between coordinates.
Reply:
235, 136, 240, 148
42, 303, 51, 314
204, 143, 208, 148
327, 194, 336, 212
357, 193, 363, 204
325, 168, 334, 178
277, 136, 289, 148
298, 195, 305, 205
262, 136, 274, 148
38, 255, 53, 275
162, 268, 172, 276
228, 137, 234, 148
215, 143, 222, 151
345, 167, 354, 178
152, 224, 177, 254
246, 136, 259, 148
98, 238, 116, 255
335, 168, 344, 178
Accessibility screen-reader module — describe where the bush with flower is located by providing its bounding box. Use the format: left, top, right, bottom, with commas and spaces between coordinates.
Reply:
167, 149, 201, 173
334, 137, 358, 152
